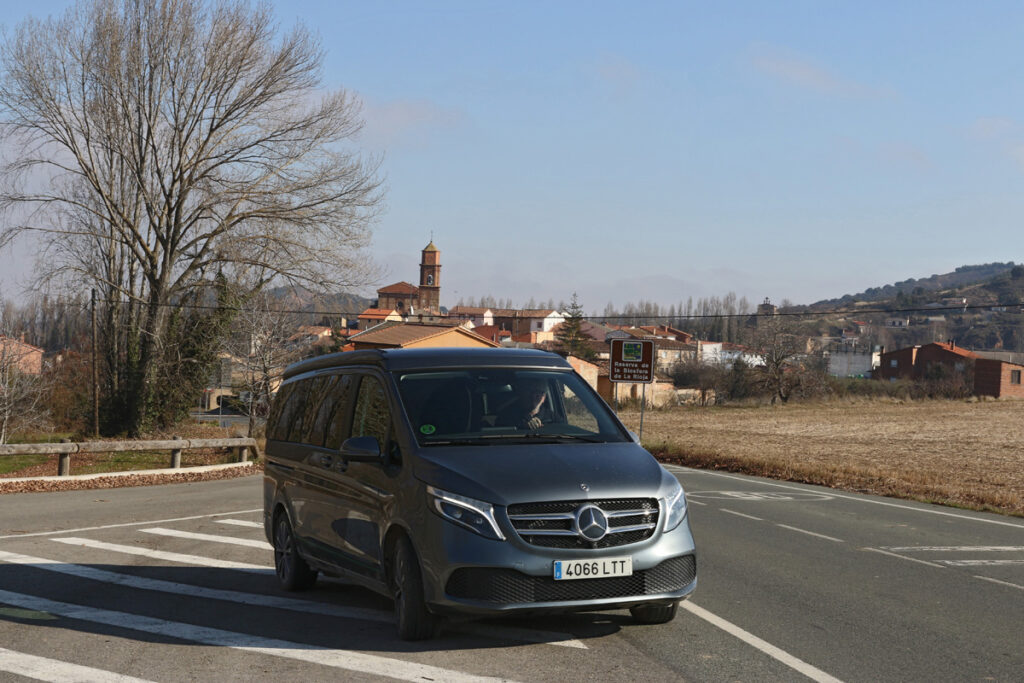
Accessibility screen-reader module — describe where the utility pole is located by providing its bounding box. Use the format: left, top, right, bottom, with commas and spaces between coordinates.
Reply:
91, 289, 99, 437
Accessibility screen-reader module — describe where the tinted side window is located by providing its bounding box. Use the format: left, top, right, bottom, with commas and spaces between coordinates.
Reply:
280, 380, 313, 443
266, 383, 295, 441
323, 373, 358, 450
297, 376, 332, 442
352, 376, 391, 448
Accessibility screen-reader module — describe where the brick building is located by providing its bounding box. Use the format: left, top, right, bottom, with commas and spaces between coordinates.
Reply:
974, 358, 1024, 398
875, 341, 979, 382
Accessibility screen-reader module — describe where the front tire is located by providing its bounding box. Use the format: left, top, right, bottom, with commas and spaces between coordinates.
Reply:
392, 535, 439, 641
630, 601, 679, 624
273, 511, 317, 591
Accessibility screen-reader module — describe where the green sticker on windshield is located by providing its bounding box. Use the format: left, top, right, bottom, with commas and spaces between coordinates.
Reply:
420, 424, 436, 435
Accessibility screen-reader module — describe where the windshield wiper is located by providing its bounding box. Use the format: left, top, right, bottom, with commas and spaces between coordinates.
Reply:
476, 433, 607, 443
421, 438, 492, 446
539, 433, 606, 442
423, 433, 608, 445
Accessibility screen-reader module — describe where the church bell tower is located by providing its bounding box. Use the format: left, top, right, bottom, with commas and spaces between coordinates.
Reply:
418, 241, 441, 313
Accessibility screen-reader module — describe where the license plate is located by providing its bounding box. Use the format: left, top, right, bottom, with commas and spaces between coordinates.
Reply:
553, 557, 632, 580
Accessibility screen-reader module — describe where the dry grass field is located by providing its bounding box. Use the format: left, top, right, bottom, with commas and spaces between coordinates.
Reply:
619, 399, 1024, 517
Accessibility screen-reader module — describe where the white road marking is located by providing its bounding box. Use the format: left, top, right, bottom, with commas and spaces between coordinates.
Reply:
975, 576, 1024, 591
51, 538, 270, 572
670, 467, 1024, 529
681, 601, 844, 683
938, 559, 1024, 567
863, 548, 944, 569
776, 524, 844, 543
141, 527, 272, 550
721, 508, 764, 521
216, 519, 262, 528
688, 499, 708, 506
0, 646, 156, 683
0, 589, 512, 683
690, 490, 833, 502
0, 550, 587, 649
882, 546, 1024, 553
0, 509, 264, 540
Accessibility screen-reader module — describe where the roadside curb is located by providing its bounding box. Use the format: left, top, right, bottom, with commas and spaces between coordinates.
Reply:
0, 461, 255, 484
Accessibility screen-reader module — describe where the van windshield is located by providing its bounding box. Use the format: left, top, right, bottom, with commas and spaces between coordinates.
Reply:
395, 368, 630, 445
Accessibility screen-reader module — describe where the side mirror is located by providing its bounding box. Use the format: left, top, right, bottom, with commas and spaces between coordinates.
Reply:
340, 435, 383, 463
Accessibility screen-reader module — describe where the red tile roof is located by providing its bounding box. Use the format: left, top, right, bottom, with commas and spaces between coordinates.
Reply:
929, 342, 980, 359
491, 309, 559, 317
358, 308, 399, 319
448, 306, 493, 315
349, 323, 500, 348
470, 325, 511, 342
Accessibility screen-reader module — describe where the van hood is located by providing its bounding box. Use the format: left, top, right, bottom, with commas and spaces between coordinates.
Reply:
414, 442, 668, 505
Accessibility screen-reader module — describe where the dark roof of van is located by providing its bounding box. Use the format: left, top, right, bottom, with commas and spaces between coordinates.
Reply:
282, 347, 571, 380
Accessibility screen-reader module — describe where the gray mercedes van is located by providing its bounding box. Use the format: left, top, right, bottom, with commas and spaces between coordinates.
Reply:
263, 348, 696, 640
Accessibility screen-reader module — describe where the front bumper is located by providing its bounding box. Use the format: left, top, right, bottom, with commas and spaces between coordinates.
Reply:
417, 511, 698, 617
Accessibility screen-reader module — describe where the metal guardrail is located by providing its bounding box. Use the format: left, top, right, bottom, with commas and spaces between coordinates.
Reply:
0, 437, 259, 477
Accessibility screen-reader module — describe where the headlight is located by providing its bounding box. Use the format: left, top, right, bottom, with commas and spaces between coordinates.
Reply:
427, 486, 505, 541
663, 478, 688, 532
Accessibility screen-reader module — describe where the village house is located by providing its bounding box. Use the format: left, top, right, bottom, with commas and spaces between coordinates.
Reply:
0, 335, 44, 375
974, 357, 1024, 398
447, 306, 494, 327
490, 309, 566, 338
357, 308, 403, 330
874, 341, 1024, 397
345, 322, 499, 351
468, 325, 512, 345
875, 341, 978, 382
286, 325, 334, 350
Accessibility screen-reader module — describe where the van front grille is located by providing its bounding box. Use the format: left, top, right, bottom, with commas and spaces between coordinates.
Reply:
445, 555, 696, 604
507, 498, 659, 549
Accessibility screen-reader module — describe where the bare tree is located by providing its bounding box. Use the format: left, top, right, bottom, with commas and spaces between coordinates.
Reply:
0, 0, 382, 434
749, 317, 827, 405
224, 290, 303, 437
0, 324, 49, 444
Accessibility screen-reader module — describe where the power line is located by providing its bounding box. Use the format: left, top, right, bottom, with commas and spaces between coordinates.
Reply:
18, 294, 1024, 322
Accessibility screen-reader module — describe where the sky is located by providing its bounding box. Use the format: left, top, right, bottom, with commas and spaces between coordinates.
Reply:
1, 1, 1024, 312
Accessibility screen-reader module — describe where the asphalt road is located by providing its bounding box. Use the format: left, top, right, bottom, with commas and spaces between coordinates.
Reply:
0, 469, 1021, 682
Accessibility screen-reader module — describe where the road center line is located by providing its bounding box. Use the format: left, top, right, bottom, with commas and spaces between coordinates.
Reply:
882, 546, 1024, 552
0, 589, 512, 683
974, 575, 1024, 591
938, 559, 1024, 566
51, 537, 270, 572
776, 524, 844, 543
720, 508, 764, 521
0, 549, 586, 649
0, 509, 263, 540
862, 547, 944, 569
0, 646, 156, 683
682, 601, 843, 683
141, 528, 272, 550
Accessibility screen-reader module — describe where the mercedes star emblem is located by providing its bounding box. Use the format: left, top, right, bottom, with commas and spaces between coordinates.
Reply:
574, 504, 609, 542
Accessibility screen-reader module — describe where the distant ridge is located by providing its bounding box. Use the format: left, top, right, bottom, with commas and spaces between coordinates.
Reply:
264, 286, 373, 316
807, 262, 1020, 310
